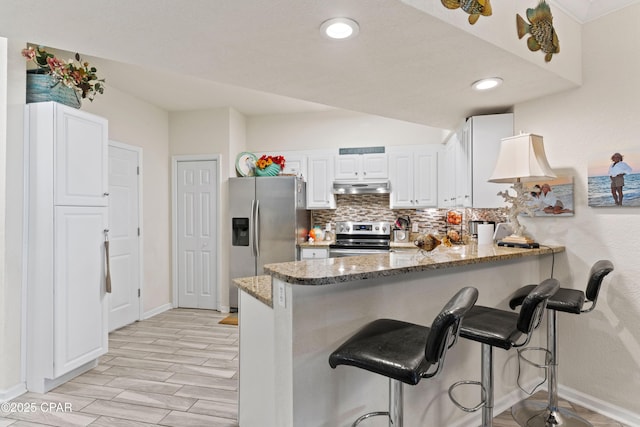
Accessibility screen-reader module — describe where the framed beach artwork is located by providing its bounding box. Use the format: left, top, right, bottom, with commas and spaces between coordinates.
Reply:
521, 176, 574, 217
588, 149, 640, 207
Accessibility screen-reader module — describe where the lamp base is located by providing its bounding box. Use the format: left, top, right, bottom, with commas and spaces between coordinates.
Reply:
497, 241, 540, 249
497, 234, 539, 249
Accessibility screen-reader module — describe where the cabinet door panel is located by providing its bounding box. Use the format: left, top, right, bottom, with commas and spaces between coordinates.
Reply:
54, 206, 108, 377
55, 106, 108, 206
307, 156, 335, 209
389, 153, 414, 208
414, 151, 438, 207
362, 154, 388, 179
334, 155, 359, 180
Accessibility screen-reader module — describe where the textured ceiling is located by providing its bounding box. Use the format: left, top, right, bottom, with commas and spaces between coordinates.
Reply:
1, 0, 638, 130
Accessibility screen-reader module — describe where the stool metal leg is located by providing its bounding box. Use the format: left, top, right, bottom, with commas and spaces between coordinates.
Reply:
511, 310, 593, 427
481, 343, 494, 427
352, 378, 403, 427
389, 378, 403, 426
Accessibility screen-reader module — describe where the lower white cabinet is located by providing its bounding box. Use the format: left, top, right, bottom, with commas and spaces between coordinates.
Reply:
300, 247, 329, 259
53, 206, 109, 377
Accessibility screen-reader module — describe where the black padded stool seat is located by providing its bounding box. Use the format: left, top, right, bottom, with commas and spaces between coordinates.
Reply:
449, 278, 560, 427
508, 260, 614, 427
329, 319, 441, 385
329, 286, 479, 427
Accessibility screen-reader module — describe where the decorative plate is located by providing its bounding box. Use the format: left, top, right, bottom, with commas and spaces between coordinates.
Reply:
236, 152, 257, 177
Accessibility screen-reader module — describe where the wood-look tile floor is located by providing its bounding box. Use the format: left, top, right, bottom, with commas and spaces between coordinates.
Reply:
0, 309, 240, 427
0, 308, 627, 427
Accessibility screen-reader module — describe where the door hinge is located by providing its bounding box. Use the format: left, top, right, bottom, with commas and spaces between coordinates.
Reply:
137, 227, 140, 236
137, 166, 140, 175
138, 289, 141, 298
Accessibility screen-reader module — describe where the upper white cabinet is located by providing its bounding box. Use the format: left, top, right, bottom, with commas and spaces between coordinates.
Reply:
334, 153, 388, 181
53, 106, 109, 206
389, 146, 439, 208
25, 102, 109, 393
307, 155, 336, 209
439, 113, 513, 208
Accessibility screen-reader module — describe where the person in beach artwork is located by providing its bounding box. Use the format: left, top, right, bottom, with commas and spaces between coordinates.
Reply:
609, 152, 633, 206
540, 183, 573, 214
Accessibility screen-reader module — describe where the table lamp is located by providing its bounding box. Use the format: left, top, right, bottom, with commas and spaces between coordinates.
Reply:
488, 133, 556, 248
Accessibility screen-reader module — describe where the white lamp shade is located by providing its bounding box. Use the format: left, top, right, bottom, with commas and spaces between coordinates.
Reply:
488, 133, 557, 183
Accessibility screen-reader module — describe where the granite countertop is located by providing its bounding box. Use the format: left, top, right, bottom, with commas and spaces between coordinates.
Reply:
233, 275, 272, 307
265, 244, 564, 286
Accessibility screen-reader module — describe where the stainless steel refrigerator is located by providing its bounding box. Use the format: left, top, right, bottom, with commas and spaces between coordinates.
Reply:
229, 176, 309, 308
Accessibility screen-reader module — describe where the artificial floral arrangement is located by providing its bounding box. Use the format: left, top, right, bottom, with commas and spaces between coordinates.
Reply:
22, 46, 105, 101
255, 155, 286, 176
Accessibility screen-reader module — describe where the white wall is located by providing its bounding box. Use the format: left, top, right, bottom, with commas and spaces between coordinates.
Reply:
82, 87, 171, 314
514, 4, 640, 416
0, 38, 27, 398
168, 107, 247, 311
246, 109, 448, 152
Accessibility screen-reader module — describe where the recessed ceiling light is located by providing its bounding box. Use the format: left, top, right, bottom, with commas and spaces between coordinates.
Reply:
320, 18, 360, 40
471, 77, 503, 91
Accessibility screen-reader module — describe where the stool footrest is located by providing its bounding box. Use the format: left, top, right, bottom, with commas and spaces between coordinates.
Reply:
352, 411, 389, 426
518, 347, 552, 369
448, 380, 487, 413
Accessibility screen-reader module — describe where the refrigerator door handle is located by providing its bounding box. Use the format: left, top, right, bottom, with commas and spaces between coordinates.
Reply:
250, 199, 257, 257
255, 199, 260, 257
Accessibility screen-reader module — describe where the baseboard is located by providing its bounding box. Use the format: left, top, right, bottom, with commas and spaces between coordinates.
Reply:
142, 303, 173, 320
559, 385, 640, 427
0, 382, 27, 403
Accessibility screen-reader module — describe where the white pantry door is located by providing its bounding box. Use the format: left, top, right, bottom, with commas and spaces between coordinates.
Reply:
177, 160, 218, 309
108, 143, 141, 331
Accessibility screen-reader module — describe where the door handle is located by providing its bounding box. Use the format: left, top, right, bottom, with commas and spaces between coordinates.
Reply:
250, 200, 257, 257
255, 200, 260, 257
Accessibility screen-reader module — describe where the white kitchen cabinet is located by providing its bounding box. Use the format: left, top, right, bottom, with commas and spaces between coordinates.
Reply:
300, 247, 329, 259
438, 113, 513, 208
389, 146, 439, 208
306, 155, 336, 209
25, 102, 109, 393
334, 153, 388, 180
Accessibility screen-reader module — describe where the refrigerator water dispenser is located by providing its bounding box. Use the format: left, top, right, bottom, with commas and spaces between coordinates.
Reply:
232, 218, 250, 246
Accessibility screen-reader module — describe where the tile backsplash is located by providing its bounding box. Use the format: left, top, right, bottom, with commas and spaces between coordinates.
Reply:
311, 194, 506, 236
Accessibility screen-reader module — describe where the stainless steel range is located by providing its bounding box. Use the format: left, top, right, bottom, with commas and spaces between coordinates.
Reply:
329, 221, 391, 257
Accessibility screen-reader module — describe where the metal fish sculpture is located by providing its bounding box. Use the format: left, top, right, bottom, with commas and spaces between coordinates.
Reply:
516, 0, 560, 62
414, 234, 442, 252
441, 0, 492, 25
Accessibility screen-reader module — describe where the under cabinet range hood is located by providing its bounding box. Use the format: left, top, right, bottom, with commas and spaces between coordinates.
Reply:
333, 181, 391, 194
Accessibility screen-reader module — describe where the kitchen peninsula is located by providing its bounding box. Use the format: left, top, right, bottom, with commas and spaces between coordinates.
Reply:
234, 244, 565, 427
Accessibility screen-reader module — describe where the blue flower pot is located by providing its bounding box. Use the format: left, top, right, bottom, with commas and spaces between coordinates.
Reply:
26, 71, 81, 109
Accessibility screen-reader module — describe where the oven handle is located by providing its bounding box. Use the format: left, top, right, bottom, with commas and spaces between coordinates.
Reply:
329, 248, 390, 257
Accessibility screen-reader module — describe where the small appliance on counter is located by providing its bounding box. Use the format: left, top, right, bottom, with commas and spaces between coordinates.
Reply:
393, 216, 411, 243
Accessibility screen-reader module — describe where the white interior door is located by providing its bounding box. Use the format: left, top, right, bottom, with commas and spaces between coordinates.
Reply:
177, 160, 218, 309
108, 143, 141, 331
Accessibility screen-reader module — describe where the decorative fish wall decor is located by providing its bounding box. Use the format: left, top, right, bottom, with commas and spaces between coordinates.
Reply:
516, 0, 560, 62
441, 0, 492, 25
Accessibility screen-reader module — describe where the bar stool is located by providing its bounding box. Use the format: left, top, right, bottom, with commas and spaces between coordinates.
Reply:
328, 286, 479, 427
448, 278, 560, 427
508, 260, 614, 427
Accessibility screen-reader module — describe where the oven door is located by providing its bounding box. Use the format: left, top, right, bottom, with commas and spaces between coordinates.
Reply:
329, 247, 390, 258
